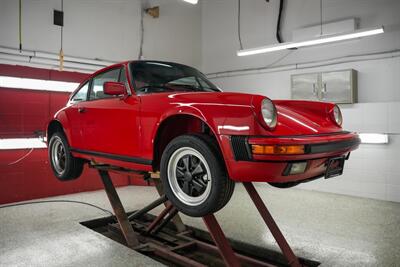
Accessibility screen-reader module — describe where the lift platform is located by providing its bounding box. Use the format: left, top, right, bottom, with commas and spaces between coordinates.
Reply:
89, 165, 313, 267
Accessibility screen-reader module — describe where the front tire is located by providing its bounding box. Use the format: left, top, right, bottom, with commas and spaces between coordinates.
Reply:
160, 134, 234, 217
48, 132, 84, 181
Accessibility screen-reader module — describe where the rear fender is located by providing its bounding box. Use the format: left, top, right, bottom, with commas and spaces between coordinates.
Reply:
47, 110, 73, 145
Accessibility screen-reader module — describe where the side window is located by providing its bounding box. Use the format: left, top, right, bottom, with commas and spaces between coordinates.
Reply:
89, 68, 121, 100
71, 82, 89, 103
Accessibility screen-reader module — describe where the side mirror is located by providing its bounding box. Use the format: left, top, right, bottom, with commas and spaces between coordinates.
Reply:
103, 81, 127, 96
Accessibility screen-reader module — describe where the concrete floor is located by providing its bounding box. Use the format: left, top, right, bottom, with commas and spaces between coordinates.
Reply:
0, 184, 399, 267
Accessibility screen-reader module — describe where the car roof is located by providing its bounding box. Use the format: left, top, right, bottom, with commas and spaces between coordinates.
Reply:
87, 60, 195, 79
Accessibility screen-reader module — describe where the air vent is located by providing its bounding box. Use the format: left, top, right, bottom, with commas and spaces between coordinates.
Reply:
230, 136, 251, 161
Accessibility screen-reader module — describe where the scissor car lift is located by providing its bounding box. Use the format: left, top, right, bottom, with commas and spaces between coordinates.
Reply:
92, 164, 308, 267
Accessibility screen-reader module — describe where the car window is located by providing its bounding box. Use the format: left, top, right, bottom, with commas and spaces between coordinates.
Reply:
130, 61, 220, 94
89, 68, 121, 100
71, 82, 89, 103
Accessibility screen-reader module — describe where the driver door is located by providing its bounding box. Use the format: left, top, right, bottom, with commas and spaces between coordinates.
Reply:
79, 67, 141, 158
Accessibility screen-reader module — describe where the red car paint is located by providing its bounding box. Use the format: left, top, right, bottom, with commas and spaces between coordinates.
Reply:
47, 61, 360, 183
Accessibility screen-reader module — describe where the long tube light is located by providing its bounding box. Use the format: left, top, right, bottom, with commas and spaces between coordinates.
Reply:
237, 26, 384, 56
0, 138, 46, 150
183, 0, 198, 4
0, 76, 79, 92
359, 133, 389, 144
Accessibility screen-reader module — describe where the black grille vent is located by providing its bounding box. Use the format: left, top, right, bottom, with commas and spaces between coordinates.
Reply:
230, 136, 251, 161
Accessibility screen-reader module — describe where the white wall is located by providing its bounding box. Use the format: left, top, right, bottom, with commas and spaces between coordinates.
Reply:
201, 0, 400, 73
202, 0, 400, 202
0, 0, 201, 68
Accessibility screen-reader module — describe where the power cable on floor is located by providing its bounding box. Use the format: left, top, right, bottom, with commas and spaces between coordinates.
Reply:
6, 147, 34, 166
0, 200, 115, 219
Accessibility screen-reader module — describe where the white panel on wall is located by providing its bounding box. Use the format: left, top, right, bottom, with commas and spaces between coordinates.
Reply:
211, 56, 400, 103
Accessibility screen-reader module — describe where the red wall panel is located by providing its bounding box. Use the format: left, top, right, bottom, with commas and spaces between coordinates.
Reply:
0, 148, 134, 204
0, 64, 149, 204
0, 64, 88, 83
0, 88, 70, 138
0, 64, 89, 138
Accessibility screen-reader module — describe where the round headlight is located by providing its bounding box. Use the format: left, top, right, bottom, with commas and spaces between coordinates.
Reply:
333, 105, 343, 126
261, 98, 277, 128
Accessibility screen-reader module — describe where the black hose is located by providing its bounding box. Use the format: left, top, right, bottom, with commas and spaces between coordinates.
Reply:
238, 0, 244, 49
276, 0, 284, 43
19, 0, 22, 51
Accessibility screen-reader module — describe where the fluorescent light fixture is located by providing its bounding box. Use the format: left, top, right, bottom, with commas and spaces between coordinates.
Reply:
359, 133, 389, 144
237, 26, 384, 56
0, 76, 79, 92
0, 138, 47, 150
183, 0, 198, 4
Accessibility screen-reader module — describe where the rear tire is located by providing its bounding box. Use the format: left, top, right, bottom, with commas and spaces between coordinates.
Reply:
48, 132, 84, 181
160, 134, 235, 217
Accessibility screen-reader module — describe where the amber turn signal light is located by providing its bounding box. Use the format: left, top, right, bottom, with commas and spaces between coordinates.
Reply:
251, 144, 305, 155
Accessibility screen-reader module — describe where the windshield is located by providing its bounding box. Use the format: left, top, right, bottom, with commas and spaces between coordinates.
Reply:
130, 61, 220, 94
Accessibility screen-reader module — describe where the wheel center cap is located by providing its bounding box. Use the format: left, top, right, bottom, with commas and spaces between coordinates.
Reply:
184, 172, 192, 181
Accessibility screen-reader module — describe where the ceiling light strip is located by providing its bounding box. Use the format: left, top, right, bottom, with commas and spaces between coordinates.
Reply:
237, 27, 384, 56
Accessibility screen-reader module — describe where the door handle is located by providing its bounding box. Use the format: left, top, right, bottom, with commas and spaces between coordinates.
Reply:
78, 107, 86, 113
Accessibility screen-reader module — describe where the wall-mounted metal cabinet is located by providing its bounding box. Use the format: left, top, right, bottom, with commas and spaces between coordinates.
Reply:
291, 69, 357, 104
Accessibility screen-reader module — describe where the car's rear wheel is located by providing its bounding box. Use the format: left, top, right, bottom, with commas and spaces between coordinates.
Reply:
49, 132, 84, 181
160, 134, 234, 217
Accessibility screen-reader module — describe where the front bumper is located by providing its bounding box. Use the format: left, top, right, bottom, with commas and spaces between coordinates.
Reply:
219, 131, 360, 183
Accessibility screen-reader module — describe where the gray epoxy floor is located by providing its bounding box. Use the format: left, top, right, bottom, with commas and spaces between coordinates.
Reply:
1, 183, 399, 267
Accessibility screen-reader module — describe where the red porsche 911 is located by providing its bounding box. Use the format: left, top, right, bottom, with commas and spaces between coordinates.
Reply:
47, 61, 360, 216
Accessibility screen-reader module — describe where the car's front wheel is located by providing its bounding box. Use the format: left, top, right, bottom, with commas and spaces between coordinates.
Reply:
160, 134, 234, 217
48, 132, 84, 181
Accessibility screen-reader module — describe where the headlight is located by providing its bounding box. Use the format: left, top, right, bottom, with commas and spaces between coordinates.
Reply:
332, 105, 343, 126
261, 98, 277, 128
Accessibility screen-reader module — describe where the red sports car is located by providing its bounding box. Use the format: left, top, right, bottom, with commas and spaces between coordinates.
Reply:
47, 61, 360, 216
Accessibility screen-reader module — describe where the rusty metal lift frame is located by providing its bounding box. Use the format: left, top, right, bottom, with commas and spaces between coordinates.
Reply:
95, 166, 303, 267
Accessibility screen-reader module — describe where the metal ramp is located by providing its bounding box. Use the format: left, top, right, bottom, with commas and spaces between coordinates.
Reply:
85, 165, 317, 267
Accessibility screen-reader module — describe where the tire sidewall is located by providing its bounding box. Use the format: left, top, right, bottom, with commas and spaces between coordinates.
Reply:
48, 132, 73, 180
160, 135, 226, 217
